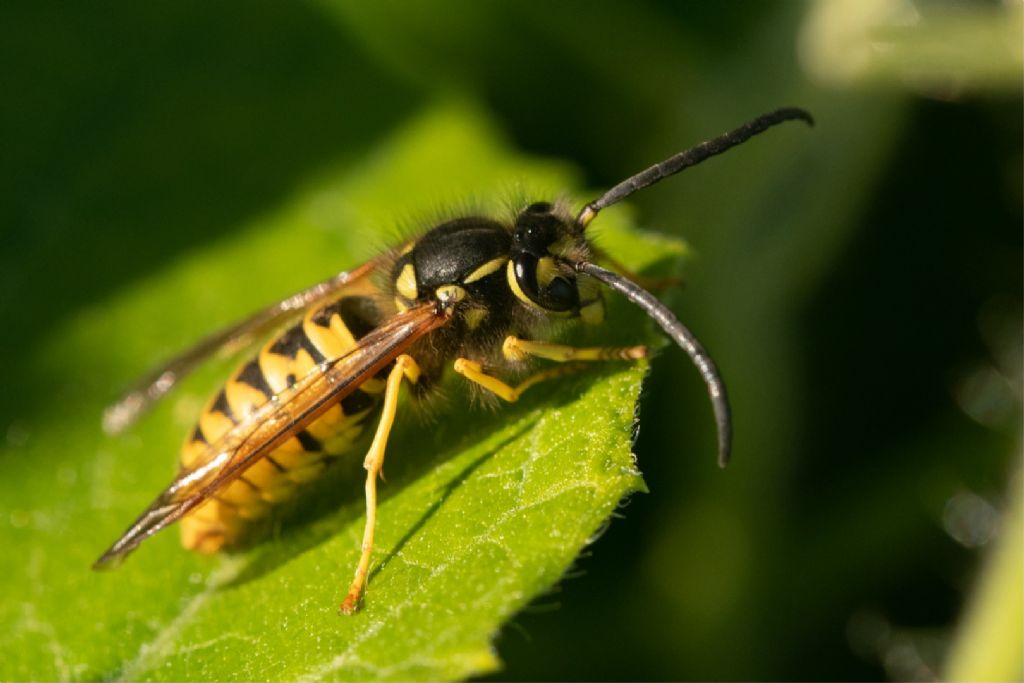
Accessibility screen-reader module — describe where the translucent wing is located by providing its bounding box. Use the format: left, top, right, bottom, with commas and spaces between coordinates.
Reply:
93, 303, 447, 568
102, 258, 383, 435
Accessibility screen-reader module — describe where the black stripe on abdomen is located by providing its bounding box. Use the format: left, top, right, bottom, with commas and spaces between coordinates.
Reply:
210, 388, 236, 422
268, 324, 327, 364
235, 358, 274, 400
294, 430, 322, 452
310, 296, 381, 339
340, 389, 374, 415
191, 424, 208, 444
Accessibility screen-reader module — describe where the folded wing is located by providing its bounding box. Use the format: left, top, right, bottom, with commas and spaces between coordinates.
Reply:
94, 303, 446, 568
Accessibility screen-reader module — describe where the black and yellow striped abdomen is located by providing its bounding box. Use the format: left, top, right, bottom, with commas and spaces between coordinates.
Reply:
180, 295, 386, 553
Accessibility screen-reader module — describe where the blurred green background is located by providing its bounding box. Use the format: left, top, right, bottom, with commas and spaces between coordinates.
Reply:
1, 0, 1020, 680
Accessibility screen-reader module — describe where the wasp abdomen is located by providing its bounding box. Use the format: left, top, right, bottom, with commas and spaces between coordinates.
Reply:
180, 295, 386, 553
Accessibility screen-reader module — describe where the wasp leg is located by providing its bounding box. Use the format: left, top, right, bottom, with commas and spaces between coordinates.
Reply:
453, 358, 587, 402
590, 245, 683, 292
340, 354, 421, 615
502, 336, 648, 363
454, 338, 647, 402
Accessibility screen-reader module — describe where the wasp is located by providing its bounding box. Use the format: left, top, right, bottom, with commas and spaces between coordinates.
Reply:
94, 107, 812, 613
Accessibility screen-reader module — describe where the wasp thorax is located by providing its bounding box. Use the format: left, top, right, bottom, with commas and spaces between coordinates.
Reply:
391, 217, 513, 313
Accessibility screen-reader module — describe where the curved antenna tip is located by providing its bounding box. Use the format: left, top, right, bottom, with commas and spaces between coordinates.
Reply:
575, 105, 814, 228
781, 106, 815, 127
576, 261, 733, 468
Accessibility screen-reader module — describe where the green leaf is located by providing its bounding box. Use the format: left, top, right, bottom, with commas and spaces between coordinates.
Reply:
0, 101, 686, 681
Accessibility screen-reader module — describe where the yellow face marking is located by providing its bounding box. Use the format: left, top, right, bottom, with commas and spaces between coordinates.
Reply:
463, 307, 488, 329
395, 263, 418, 301
394, 296, 409, 313
506, 259, 541, 309
505, 259, 575, 317
536, 256, 560, 289
463, 257, 508, 284
435, 284, 466, 304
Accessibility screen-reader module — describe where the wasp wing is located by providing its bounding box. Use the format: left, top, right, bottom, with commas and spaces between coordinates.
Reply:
93, 303, 447, 568
103, 258, 384, 435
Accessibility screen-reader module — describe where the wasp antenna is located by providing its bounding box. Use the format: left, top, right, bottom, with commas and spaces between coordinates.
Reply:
575, 107, 813, 229
575, 261, 732, 467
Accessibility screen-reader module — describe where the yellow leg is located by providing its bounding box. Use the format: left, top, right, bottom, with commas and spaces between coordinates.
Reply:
453, 358, 584, 402
455, 336, 647, 402
502, 335, 647, 363
340, 354, 420, 615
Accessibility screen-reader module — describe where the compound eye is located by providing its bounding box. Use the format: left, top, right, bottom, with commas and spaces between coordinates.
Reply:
512, 254, 579, 312
544, 276, 578, 310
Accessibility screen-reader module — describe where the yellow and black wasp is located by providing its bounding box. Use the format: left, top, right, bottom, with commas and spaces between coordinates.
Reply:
95, 107, 812, 613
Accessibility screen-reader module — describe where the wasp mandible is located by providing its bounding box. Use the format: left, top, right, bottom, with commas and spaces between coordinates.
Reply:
95, 107, 813, 614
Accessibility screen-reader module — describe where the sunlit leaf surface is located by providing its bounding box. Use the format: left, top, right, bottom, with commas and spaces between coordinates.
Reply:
0, 103, 686, 682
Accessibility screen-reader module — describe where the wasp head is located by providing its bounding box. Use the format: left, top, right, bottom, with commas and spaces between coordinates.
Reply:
509, 202, 603, 323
